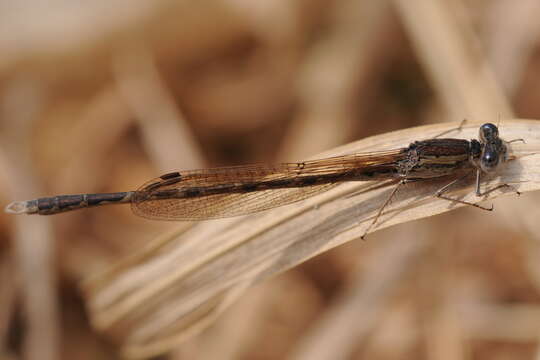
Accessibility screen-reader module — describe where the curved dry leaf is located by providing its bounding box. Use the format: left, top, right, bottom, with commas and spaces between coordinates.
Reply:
82, 119, 540, 359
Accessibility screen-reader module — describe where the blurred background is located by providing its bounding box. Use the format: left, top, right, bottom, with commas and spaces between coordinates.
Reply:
1, 0, 540, 359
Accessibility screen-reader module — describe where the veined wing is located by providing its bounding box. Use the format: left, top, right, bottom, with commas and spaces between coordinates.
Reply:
131, 148, 405, 220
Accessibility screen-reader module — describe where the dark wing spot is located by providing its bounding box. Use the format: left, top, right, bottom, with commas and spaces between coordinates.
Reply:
160, 171, 182, 180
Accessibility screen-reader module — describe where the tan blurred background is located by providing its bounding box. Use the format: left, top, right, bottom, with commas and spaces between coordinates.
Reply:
1, 0, 540, 359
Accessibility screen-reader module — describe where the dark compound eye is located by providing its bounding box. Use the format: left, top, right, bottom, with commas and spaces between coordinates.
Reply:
479, 123, 499, 142
481, 150, 499, 170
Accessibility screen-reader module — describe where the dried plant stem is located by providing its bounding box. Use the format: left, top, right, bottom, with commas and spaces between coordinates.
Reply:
83, 119, 540, 358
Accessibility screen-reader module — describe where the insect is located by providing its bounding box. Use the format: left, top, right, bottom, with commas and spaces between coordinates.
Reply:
4, 123, 523, 238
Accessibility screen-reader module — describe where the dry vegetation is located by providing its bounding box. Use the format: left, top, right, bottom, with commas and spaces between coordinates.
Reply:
1, 1, 540, 359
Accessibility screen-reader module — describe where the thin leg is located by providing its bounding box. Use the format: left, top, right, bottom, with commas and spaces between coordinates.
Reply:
475, 169, 481, 195
476, 183, 521, 197
432, 119, 467, 139
361, 180, 405, 240
436, 171, 520, 211
475, 168, 521, 197
436, 172, 493, 211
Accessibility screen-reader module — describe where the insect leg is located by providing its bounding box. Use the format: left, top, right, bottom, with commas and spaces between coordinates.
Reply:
432, 119, 467, 139
360, 180, 406, 240
435, 172, 493, 211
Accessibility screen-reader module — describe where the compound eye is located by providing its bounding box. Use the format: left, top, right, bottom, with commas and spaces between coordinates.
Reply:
479, 123, 498, 142
481, 150, 499, 171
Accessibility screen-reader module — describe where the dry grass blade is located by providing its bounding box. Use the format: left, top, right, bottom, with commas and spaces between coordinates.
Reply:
83, 119, 540, 359
288, 235, 429, 360
393, 0, 512, 120
1, 81, 60, 360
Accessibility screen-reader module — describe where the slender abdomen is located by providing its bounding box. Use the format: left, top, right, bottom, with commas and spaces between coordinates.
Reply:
10, 192, 134, 215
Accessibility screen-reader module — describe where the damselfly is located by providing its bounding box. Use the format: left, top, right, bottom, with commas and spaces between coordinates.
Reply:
4, 123, 523, 238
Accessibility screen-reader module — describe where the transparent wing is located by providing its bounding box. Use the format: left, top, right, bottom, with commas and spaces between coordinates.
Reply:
132, 184, 338, 220
131, 149, 405, 220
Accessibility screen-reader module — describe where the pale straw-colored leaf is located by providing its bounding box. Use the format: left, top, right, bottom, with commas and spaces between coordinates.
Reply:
83, 119, 540, 359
